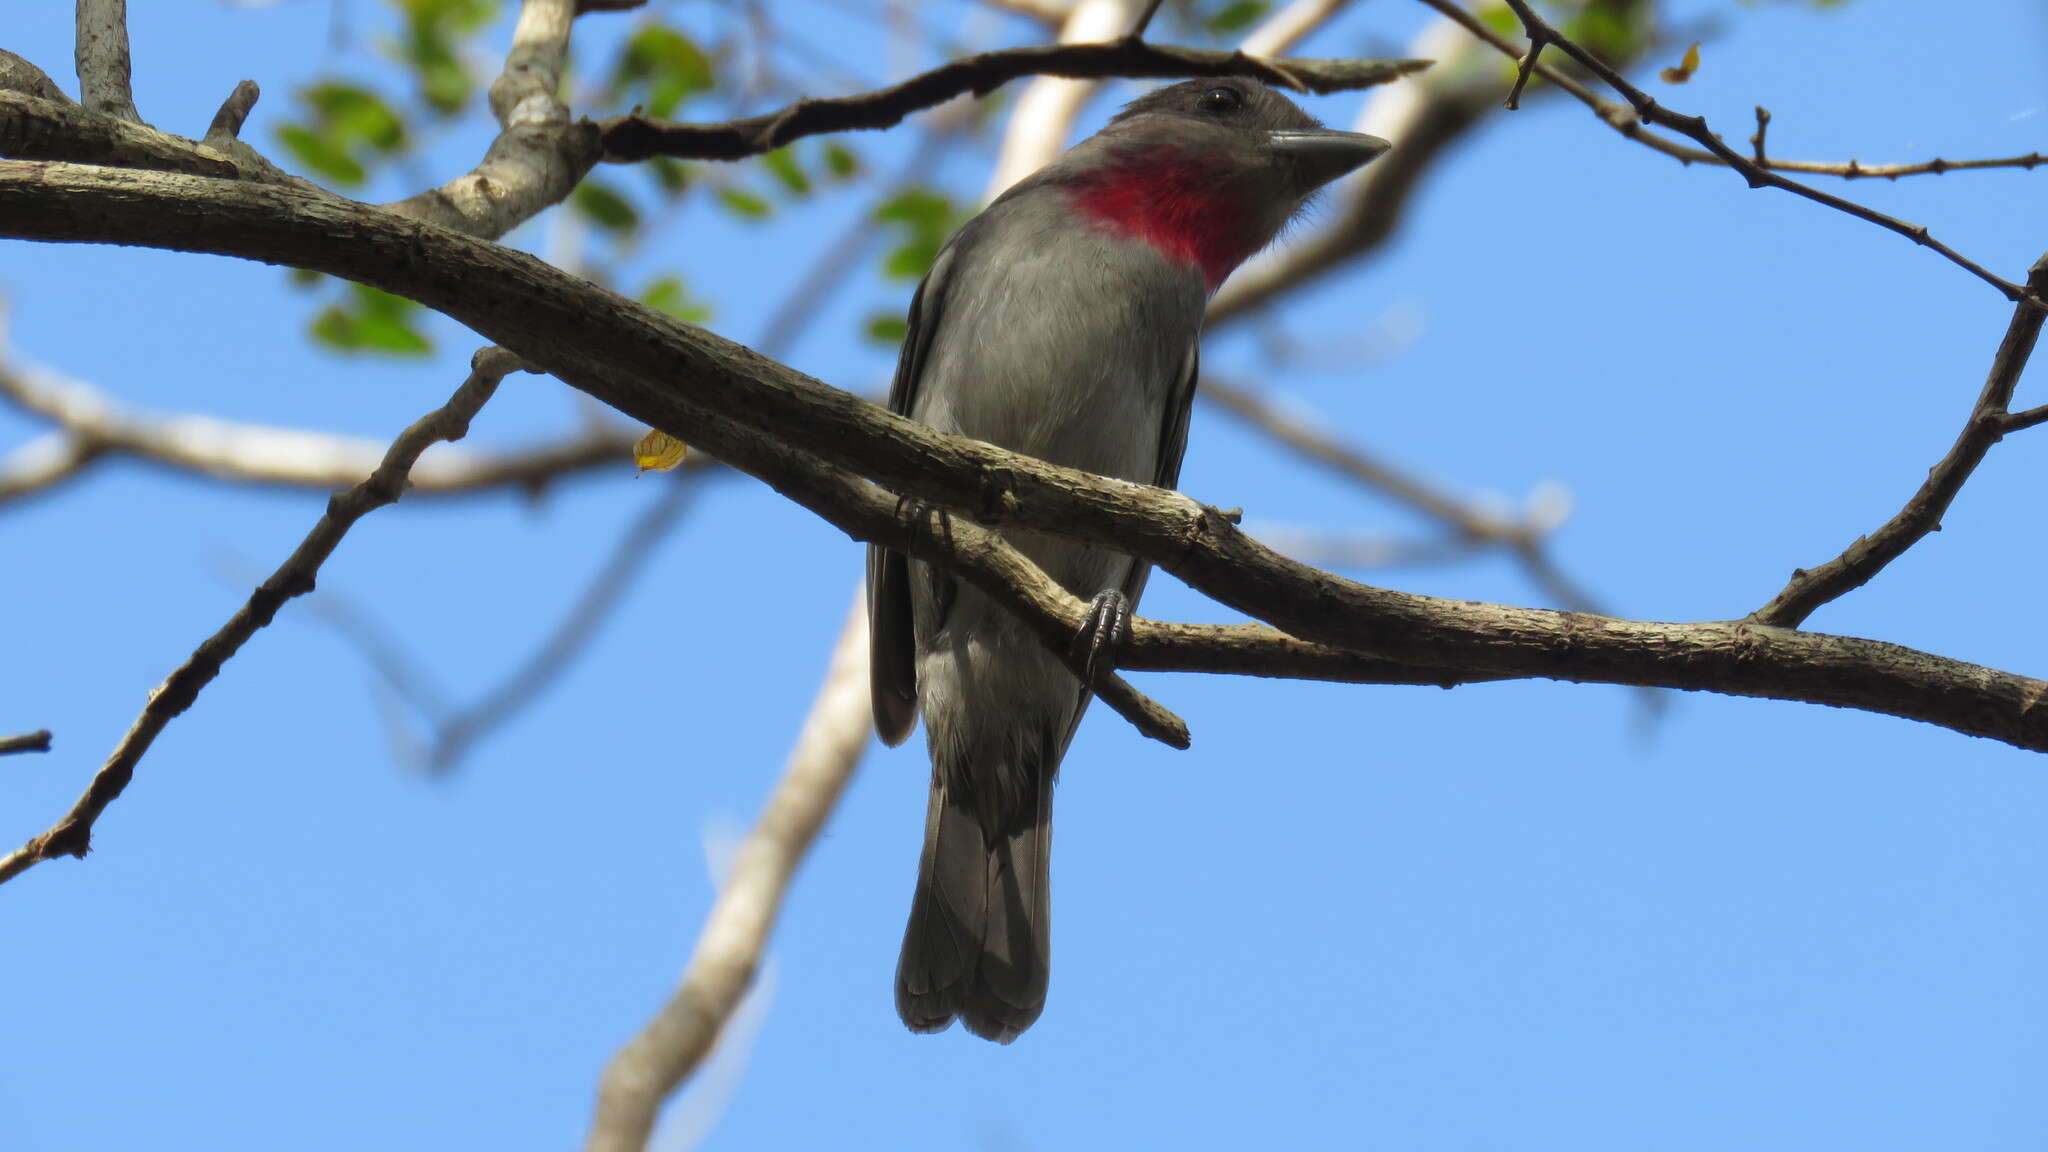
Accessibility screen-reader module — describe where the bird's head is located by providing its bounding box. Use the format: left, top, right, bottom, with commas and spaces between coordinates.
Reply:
1053, 79, 1392, 290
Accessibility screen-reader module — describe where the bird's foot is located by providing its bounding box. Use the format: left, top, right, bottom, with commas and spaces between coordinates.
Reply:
1074, 589, 1132, 685
898, 497, 953, 556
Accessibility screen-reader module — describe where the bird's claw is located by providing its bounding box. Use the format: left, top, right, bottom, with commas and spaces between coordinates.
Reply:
898, 497, 951, 554
1074, 589, 1132, 685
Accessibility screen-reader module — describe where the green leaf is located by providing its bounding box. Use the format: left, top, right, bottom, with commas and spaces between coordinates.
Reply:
275, 123, 367, 186
310, 305, 357, 350
1565, 2, 1640, 60
875, 188, 953, 227
823, 143, 860, 180
639, 275, 712, 324
875, 187, 961, 280
303, 82, 406, 152
572, 180, 641, 234
865, 313, 908, 344
885, 241, 942, 281
649, 157, 691, 196
311, 285, 433, 355
351, 309, 433, 354
763, 148, 811, 197
1206, 0, 1269, 34
716, 187, 773, 219
389, 0, 496, 116
612, 24, 714, 118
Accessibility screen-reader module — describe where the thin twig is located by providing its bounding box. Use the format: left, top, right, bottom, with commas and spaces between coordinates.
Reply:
1201, 379, 1522, 541
1750, 254, 2048, 628
0, 730, 52, 756
0, 348, 526, 886
1504, 27, 1544, 110
1422, 0, 2043, 308
1125, 0, 1167, 39
203, 80, 259, 144
586, 604, 871, 1152
2002, 404, 2048, 434
599, 41, 1429, 161
1212, 8, 1552, 322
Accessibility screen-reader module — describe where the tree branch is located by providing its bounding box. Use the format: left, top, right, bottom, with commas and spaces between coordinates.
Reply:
598, 41, 1430, 162
0, 730, 53, 756
7, 161, 2047, 764
1748, 103, 2045, 180
0, 347, 527, 886
202, 80, 259, 146
1200, 378, 1609, 619
586, 603, 871, 1152
0, 49, 73, 103
1415, 0, 2045, 309
1751, 254, 2048, 627
0, 355, 643, 506
74, 0, 140, 122
0, 88, 323, 189
1210, 7, 1548, 323
378, 0, 616, 239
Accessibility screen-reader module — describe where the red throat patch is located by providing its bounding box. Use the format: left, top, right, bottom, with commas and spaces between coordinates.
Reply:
1065, 148, 1256, 291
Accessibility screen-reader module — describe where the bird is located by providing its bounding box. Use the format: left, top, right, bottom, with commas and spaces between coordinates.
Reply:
867, 77, 1391, 1042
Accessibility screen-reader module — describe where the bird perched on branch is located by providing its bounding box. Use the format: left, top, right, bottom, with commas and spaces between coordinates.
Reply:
868, 78, 1390, 1042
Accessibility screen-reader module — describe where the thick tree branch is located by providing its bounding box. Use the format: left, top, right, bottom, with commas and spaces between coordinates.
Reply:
1415, 0, 2044, 309
598, 41, 1430, 162
1752, 255, 2048, 627
0, 88, 322, 190
379, 0, 610, 239
585, 605, 870, 1152
74, 0, 140, 122
0, 347, 526, 886
0, 50, 72, 103
7, 162, 2047, 761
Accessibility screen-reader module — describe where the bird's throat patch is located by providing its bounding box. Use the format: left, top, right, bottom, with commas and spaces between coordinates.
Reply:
1065, 150, 1255, 291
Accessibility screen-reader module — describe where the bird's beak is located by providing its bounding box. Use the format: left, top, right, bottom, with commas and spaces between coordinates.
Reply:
1264, 129, 1393, 189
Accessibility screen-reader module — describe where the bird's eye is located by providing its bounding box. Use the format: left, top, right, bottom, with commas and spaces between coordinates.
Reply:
1197, 86, 1245, 115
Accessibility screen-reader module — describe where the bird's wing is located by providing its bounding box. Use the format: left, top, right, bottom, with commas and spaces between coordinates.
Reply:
867, 244, 960, 746
1110, 340, 1199, 626
1152, 342, 1200, 492
1057, 341, 1200, 756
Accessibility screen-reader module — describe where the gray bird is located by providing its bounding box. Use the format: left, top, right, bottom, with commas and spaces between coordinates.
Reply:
868, 78, 1390, 1042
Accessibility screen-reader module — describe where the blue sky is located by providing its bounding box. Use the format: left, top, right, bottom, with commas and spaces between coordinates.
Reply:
6, 1, 2048, 1149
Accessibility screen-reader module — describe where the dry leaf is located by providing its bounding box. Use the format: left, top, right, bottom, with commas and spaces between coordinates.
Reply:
1659, 42, 1701, 84
634, 428, 689, 473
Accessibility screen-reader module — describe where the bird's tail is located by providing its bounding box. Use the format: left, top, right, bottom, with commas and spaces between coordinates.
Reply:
895, 764, 1052, 1043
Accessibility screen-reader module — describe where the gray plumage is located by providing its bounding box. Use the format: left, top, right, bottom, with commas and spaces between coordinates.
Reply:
869, 79, 1390, 1042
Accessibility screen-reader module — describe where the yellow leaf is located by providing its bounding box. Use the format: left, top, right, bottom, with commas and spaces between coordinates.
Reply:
634, 428, 689, 473
1659, 42, 1701, 84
